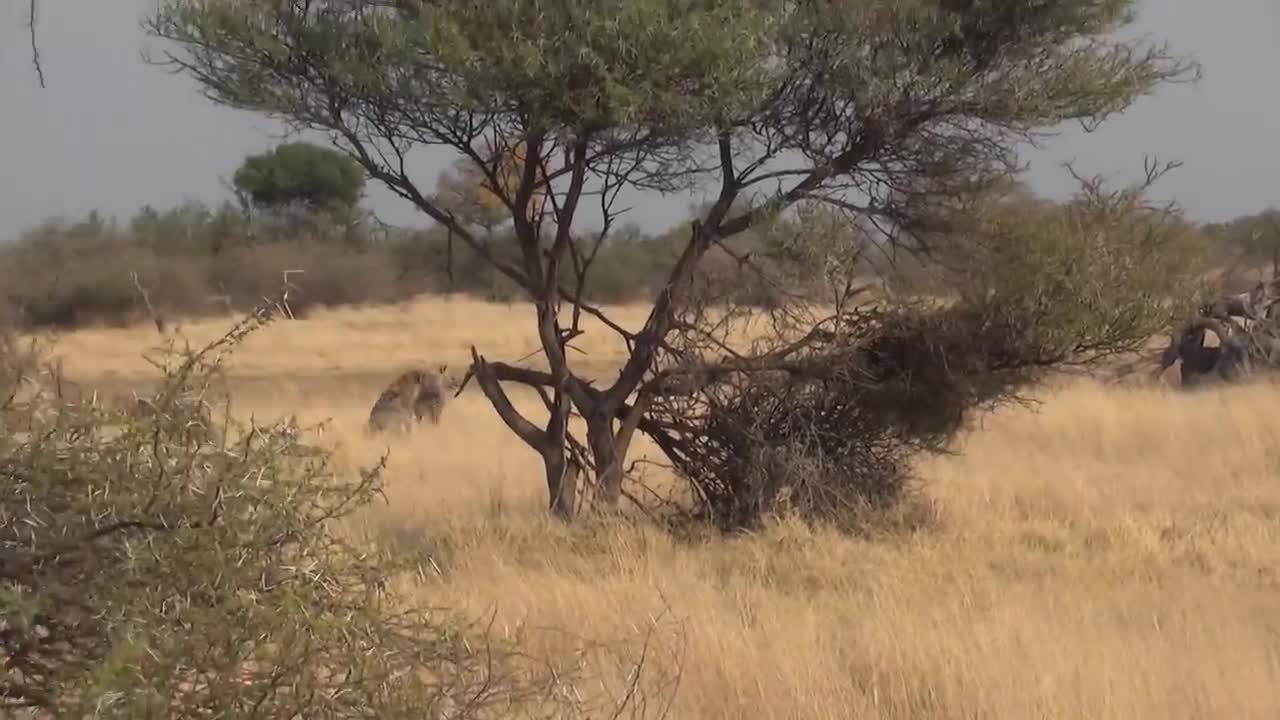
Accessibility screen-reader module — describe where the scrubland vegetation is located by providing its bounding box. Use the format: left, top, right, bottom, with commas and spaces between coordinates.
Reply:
9, 0, 1280, 716
8, 299, 1280, 718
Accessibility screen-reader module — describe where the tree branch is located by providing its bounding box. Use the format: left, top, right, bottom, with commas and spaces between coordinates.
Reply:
468, 347, 546, 449
329, 119, 535, 293
29, 0, 45, 88
717, 142, 876, 239
546, 139, 591, 298
602, 132, 743, 408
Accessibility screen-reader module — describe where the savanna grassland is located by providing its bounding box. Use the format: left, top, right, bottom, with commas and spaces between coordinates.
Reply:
35, 296, 1280, 719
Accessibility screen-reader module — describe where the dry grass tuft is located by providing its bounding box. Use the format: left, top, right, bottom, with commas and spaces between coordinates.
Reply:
44, 299, 1280, 719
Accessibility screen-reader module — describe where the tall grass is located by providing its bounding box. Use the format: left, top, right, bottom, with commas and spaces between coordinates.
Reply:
43, 299, 1280, 719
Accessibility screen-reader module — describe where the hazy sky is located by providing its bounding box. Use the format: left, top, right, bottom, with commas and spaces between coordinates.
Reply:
3, 0, 1278, 242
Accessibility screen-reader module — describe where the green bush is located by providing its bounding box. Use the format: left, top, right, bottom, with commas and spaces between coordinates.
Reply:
233, 142, 367, 217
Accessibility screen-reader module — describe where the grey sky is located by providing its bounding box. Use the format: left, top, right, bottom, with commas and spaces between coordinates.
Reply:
2, 0, 1277, 242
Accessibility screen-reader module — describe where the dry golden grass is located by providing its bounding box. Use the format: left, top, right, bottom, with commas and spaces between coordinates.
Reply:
45, 299, 1280, 719
39, 295, 654, 382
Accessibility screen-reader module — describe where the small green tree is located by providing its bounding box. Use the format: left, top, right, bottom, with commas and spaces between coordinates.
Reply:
149, 0, 1199, 521
232, 141, 367, 218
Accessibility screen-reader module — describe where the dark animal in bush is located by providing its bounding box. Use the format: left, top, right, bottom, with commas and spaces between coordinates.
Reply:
367, 365, 455, 433
1155, 317, 1252, 388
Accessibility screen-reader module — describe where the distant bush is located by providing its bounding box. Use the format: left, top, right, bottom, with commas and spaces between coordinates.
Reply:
0, 202, 690, 329
6, 178, 1223, 333
233, 141, 367, 218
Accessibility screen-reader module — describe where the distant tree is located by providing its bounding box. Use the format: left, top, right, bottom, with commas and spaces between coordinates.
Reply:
432, 140, 545, 232
231, 142, 367, 218
151, 0, 1200, 522
431, 157, 510, 235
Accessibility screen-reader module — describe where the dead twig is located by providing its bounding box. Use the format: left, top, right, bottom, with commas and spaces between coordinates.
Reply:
279, 269, 305, 319
29, 0, 45, 88
130, 271, 168, 336
453, 364, 476, 398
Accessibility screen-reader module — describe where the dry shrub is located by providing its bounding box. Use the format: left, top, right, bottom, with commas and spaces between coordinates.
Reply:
645, 165, 1209, 533
0, 206, 683, 331
206, 242, 408, 315
646, 305, 1046, 532
0, 242, 205, 328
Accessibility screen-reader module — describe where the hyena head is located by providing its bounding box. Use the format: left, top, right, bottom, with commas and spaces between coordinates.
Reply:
438, 363, 460, 388
411, 365, 453, 425
368, 365, 461, 434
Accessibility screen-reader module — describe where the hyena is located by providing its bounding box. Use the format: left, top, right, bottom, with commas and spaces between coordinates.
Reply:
367, 364, 456, 434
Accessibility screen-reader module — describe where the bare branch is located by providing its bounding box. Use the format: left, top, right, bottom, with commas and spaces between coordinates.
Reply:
29, 0, 45, 88
129, 272, 168, 336
467, 347, 546, 449
329, 121, 534, 292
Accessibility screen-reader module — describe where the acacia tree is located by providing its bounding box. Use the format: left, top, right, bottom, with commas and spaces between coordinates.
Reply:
149, 0, 1197, 520
233, 141, 368, 216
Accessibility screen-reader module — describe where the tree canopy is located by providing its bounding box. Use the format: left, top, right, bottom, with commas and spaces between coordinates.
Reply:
232, 141, 367, 216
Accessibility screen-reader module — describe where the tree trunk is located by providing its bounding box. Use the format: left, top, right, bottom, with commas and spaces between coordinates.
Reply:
544, 451, 579, 521
467, 348, 578, 521
585, 414, 623, 507
584, 393, 650, 509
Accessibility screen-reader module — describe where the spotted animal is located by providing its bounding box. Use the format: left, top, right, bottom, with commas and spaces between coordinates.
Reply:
367, 365, 458, 434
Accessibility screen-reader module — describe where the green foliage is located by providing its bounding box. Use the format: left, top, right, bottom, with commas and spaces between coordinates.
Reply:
232, 142, 366, 216
416, 0, 772, 134
149, 0, 1192, 148
913, 165, 1213, 359
145, 0, 1198, 324
144, 0, 1200, 274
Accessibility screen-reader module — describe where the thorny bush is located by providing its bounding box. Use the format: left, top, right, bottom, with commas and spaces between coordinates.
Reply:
643, 168, 1209, 532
